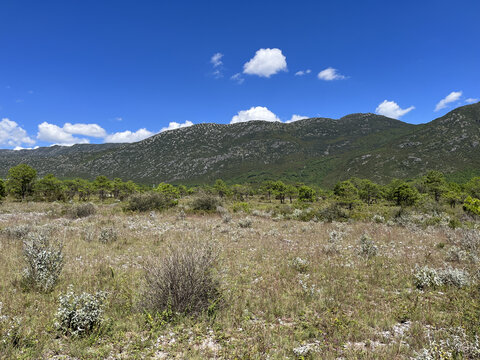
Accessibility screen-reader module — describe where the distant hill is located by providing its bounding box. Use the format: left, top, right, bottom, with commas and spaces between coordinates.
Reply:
1, 103, 479, 187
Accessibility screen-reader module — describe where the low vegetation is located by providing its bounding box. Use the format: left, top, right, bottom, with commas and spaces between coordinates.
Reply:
0, 164, 480, 358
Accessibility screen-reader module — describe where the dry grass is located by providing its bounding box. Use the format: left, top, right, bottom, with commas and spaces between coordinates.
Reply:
0, 201, 479, 359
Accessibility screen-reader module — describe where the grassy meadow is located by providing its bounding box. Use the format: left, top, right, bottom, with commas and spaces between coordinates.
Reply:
0, 197, 479, 359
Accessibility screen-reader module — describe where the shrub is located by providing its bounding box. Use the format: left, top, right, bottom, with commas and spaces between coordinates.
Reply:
238, 217, 253, 228
413, 266, 442, 289
2, 224, 31, 239
323, 230, 343, 254
318, 203, 348, 222
413, 266, 469, 289
446, 246, 466, 262
125, 192, 177, 212
439, 267, 470, 288
21, 233, 64, 292
55, 286, 107, 336
68, 203, 96, 219
98, 227, 118, 243
191, 193, 221, 212
358, 234, 378, 259
463, 196, 480, 216
142, 241, 220, 316
290, 257, 309, 273
232, 202, 250, 213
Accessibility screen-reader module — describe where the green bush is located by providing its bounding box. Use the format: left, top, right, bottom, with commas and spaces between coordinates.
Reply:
190, 193, 221, 212
463, 196, 480, 216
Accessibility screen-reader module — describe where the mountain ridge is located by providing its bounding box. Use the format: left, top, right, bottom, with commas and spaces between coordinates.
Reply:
1, 103, 478, 186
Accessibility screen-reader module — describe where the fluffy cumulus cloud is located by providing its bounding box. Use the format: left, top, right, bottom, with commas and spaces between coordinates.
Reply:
465, 97, 478, 104
104, 128, 154, 143
0, 118, 35, 147
210, 52, 223, 67
375, 100, 415, 119
435, 91, 462, 111
295, 69, 311, 76
285, 114, 309, 123
160, 120, 194, 133
243, 48, 287, 78
231, 106, 281, 124
317, 67, 346, 81
62, 123, 107, 137
37, 122, 89, 146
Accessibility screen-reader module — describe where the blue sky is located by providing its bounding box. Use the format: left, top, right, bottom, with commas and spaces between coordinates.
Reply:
0, 0, 479, 149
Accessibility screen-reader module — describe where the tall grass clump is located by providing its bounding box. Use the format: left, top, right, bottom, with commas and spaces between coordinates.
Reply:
21, 233, 64, 292
142, 241, 220, 316
68, 202, 96, 219
55, 286, 107, 336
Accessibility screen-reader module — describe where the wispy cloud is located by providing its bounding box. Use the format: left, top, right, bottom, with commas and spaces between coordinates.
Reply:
210, 52, 223, 67
465, 98, 478, 104
231, 73, 244, 84
317, 67, 346, 81
435, 91, 462, 111
295, 69, 311, 76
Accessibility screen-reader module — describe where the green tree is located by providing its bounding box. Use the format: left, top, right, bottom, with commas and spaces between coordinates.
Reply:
76, 178, 94, 201
7, 164, 37, 200
334, 180, 358, 209
392, 183, 419, 207
272, 181, 287, 203
463, 196, 480, 216
355, 179, 382, 205
298, 185, 316, 202
93, 176, 111, 201
422, 170, 446, 202
213, 179, 230, 198
285, 184, 298, 203
0, 179, 6, 200
464, 177, 480, 199
262, 180, 276, 201
34, 174, 65, 201
156, 182, 180, 200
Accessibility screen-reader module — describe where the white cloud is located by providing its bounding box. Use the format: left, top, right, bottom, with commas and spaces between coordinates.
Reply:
317, 67, 346, 81
63, 123, 107, 138
105, 128, 154, 143
435, 91, 462, 111
210, 52, 223, 67
375, 100, 415, 119
465, 98, 478, 104
37, 122, 89, 146
231, 73, 244, 84
160, 120, 194, 133
243, 48, 287, 78
285, 114, 309, 123
295, 69, 311, 76
14, 146, 39, 151
231, 106, 281, 124
0, 118, 35, 147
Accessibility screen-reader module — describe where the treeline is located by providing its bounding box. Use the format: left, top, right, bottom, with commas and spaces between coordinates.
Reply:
1, 164, 479, 216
